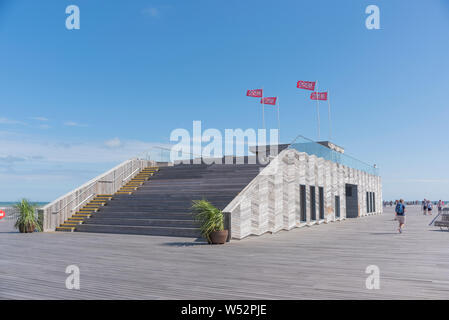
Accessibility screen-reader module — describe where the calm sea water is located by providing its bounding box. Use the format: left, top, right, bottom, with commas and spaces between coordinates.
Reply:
0, 202, 48, 208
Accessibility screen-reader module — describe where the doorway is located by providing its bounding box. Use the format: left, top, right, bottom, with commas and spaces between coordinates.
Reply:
319, 187, 324, 220
335, 195, 341, 218
300, 185, 306, 222
310, 186, 316, 221
345, 184, 359, 218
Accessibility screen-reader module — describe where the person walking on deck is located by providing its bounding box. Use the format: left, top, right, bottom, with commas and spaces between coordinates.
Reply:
423, 199, 428, 215
427, 201, 433, 215
395, 199, 406, 233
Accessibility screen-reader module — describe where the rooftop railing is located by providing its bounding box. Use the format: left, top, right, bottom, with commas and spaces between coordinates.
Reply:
138, 137, 379, 176
137, 146, 195, 163
288, 135, 379, 176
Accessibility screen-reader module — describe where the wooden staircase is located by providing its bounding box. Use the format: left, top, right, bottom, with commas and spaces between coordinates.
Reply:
74, 161, 265, 238
55, 167, 159, 232
115, 167, 159, 195
55, 195, 113, 232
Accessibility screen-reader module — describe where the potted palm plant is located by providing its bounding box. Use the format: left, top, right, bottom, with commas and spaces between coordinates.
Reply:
14, 199, 41, 233
191, 199, 228, 244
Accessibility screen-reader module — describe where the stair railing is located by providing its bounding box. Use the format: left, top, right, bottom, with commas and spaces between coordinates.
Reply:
39, 158, 155, 231
53, 182, 96, 215
97, 161, 138, 193
71, 193, 95, 212
123, 167, 140, 182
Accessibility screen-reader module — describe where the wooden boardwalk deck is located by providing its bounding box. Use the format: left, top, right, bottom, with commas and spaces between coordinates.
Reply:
1, 206, 448, 299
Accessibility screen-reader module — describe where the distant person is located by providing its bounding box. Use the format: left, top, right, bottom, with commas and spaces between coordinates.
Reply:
395, 199, 406, 233
423, 199, 428, 215
438, 200, 442, 213
390, 201, 393, 207
427, 201, 433, 215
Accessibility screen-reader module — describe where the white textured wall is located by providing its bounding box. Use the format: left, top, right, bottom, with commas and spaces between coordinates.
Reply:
224, 149, 382, 240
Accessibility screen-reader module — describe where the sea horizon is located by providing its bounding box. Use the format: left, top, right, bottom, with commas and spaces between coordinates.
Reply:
0, 202, 49, 208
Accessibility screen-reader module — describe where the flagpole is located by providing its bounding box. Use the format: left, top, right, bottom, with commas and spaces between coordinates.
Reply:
277, 98, 280, 145
316, 80, 320, 141
327, 90, 332, 141
262, 86, 265, 130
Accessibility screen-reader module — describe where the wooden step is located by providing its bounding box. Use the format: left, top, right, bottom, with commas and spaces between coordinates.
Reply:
61, 222, 81, 226
73, 213, 91, 218
78, 208, 98, 213
56, 226, 75, 232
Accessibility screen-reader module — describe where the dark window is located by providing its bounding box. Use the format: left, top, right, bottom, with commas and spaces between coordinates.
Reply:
366, 192, 370, 213
300, 185, 307, 222
319, 187, 324, 220
310, 186, 316, 221
346, 185, 352, 197
372, 192, 376, 212
345, 184, 359, 218
335, 196, 341, 218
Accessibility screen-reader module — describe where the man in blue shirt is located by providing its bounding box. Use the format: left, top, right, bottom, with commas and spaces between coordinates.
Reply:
395, 199, 406, 233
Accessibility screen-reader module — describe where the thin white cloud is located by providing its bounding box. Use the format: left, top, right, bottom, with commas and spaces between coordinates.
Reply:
31, 117, 49, 121
64, 121, 87, 127
0, 131, 159, 164
0, 155, 27, 164
0, 117, 26, 125
105, 137, 122, 148
142, 7, 159, 17
0, 132, 167, 200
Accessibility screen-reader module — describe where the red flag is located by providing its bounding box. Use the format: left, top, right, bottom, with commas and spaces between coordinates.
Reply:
297, 80, 316, 91
310, 92, 328, 101
260, 97, 277, 105
246, 89, 263, 98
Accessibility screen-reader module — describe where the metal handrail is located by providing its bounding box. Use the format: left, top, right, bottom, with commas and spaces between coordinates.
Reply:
96, 161, 137, 187
112, 166, 130, 180
72, 193, 95, 212
53, 182, 96, 214
123, 168, 140, 182
52, 162, 137, 214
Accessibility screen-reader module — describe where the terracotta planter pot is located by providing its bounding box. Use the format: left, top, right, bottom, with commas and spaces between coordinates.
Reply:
209, 230, 228, 244
19, 224, 35, 233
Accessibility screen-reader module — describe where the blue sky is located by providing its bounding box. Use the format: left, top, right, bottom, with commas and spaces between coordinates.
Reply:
0, 0, 448, 201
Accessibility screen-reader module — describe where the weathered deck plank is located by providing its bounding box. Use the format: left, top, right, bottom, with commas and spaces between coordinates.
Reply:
1, 206, 448, 299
